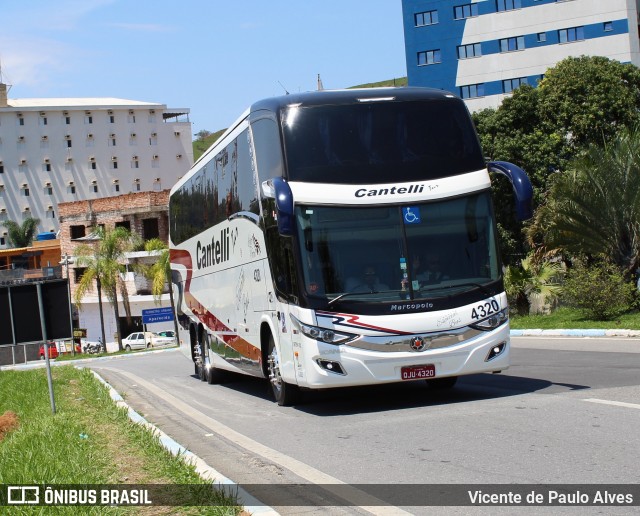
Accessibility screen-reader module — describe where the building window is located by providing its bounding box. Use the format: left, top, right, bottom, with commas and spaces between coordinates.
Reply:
17, 117, 24, 126
91, 184, 98, 193
46, 186, 53, 195
74, 267, 86, 283
39, 117, 48, 126
149, 133, 158, 146
85, 114, 93, 124
109, 136, 117, 147
143, 218, 159, 240
128, 112, 136, 123
503, 77, 528, 93
500, 36, 525, 52
454, 3, 478, 20
417, 49, 441, 66
496, 0, 521, 11
460, 83, 485, 99
0, 164, 4, 174
603, 21, 613, 32
111, 159, 118, 170
457, 43, 482, 59
115, 220, 130, 231
559, 26, 584, 43
46, 209, 55, 219
43, 163, 52, 172
114, 183, 120, 192
66, 138, 72, 148
65, 116, 71, 125
18, 163, 28, 173
537, 32, 547, 42
109, 115, 115, 123
415, 10, 438, 26
68, 184, 76, 195
70, 225, 86, 239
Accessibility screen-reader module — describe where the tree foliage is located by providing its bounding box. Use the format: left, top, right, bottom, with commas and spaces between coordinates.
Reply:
503, 253, 563, 316
473, 56, 640, 264
527, 125, 640, 276
74, 227, 139, 351
1, 217, 41, 248
561, 258, 637, 320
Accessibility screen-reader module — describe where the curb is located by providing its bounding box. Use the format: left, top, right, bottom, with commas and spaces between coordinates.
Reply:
87, 368, 278, 515
510, 329, 640, 337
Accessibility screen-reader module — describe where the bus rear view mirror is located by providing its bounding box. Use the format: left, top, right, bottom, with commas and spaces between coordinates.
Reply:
487, 161, 533, 221
262, 177, 294, 235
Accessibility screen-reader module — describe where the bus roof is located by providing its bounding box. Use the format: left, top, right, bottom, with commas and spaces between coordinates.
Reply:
250, 86, 458, 114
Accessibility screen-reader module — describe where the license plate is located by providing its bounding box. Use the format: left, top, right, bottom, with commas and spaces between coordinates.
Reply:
401, 364, 435, 380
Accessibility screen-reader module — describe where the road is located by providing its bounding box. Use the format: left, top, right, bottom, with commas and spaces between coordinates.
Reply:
89, 337, 640, 514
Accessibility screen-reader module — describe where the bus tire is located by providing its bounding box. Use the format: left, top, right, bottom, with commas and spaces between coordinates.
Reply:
204, 333, 225, 384
267, 335, 299, 406
426, 376, 458, 389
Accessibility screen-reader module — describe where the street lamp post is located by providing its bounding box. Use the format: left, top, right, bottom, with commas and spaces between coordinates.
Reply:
60, 254, 75, 355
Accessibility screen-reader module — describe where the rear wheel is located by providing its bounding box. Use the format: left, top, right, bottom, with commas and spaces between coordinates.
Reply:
203, 333, 226, 384
267, 335, 299, 406
426, 376, 458, 389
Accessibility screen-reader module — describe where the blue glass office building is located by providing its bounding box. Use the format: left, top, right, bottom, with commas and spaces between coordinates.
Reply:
402, 0, 640, 110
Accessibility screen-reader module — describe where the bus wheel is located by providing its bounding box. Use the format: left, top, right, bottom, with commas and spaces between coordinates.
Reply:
426, 376, 458, 389
267, 335, 299, 406
204, 333, 225, 384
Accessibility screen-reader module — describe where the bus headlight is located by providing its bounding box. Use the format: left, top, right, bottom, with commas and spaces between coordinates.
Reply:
470, 308, 508, 331
291, 315, 356, 345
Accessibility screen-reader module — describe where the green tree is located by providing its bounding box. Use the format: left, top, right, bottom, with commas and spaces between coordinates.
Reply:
504, 253, 563, 316
538, 56, 640, 150
74, 227, 138, 351
527, 125, 640, 277
473, 56, 640, 263
1, 217, 41, 248
142, 238, 180, 338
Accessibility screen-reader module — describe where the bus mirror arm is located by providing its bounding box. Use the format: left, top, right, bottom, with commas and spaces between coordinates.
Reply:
270, 177, 294, 235
487, 161, 533, 221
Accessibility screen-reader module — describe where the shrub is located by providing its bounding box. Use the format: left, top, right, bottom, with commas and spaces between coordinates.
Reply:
561, 259, 636, 320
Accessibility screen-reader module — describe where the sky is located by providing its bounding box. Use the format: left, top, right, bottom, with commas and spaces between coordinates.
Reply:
0, 0, 407, 135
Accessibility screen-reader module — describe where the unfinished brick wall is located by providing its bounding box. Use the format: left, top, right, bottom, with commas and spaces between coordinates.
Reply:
58, 190, 169, 256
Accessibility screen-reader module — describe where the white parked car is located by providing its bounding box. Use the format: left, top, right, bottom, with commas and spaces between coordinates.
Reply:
122, 331, 176, 351
122, 332, 153, 351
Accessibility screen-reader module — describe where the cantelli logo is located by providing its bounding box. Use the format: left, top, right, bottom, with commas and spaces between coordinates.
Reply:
410, 336, 428, 352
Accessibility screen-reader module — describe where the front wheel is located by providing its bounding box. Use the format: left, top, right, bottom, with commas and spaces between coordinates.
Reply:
125, 344, 131, 352
267, 335, 299, 406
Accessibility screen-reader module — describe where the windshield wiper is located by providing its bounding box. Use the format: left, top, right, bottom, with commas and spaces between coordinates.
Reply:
418, 282, 494, 297
327, 289, 405, 307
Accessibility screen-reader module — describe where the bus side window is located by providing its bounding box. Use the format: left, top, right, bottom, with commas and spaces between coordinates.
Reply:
265, 227, 298, 302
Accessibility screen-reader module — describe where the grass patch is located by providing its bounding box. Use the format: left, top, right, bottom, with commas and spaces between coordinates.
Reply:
0, 366, 241, 514
510, 307, 640, 330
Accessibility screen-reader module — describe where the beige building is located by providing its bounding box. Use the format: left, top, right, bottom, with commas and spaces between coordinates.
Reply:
0, 82, 193, 246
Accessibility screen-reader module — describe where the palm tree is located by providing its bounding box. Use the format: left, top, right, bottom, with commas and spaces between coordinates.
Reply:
1, 217, 41, 248
142, 238, 180, 339
504, 254, 563, 316
74, 226, 137, 351
527, 125, 640, 277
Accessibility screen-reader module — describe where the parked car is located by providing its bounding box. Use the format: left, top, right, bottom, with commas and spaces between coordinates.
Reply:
39, 340, 81, 359
122, 332, 153, 351
39, 342, 59, 360
121, 331, 176, 351
157, 330, 175, 338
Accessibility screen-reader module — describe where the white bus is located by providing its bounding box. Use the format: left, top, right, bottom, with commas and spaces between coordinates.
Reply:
169, 87, 532, 406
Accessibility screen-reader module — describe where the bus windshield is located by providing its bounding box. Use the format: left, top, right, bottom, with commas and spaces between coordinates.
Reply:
282, 98, 485, 184
295, 191, 500, 305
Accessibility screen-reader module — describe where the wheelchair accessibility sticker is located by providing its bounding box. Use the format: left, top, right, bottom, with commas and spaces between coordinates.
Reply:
403, 207, 421, 224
